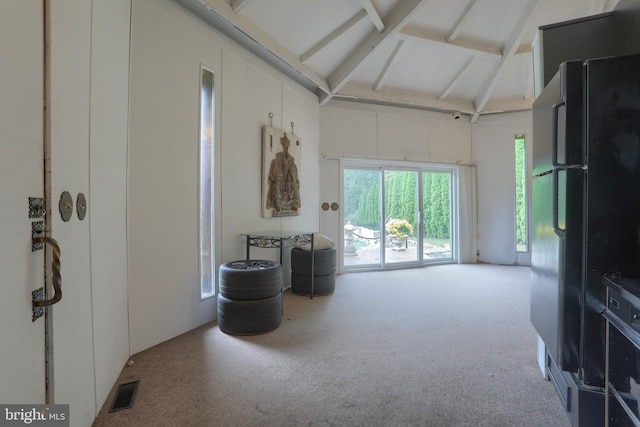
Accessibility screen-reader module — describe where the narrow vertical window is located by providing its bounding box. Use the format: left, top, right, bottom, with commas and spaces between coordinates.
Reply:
199, 67, 215, 298
515, 135, 528, 252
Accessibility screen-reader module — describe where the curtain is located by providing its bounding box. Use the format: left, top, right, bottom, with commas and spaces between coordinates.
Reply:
457, 165, 477, 263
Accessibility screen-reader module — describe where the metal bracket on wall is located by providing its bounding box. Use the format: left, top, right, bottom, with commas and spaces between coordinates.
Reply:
76, 192, 86, 220
29, 197, 48, 321
32, 288, 44, 321
32, 221, 44, 251
28, 197, 46, 219
59, 191, 73, 222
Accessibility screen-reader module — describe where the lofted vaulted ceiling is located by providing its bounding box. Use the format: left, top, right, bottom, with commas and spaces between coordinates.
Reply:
179, 0, 620, 121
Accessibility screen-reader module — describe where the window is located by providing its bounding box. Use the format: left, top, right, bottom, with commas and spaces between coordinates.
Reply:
199, 67, 215, 298
514, 135, 528, 252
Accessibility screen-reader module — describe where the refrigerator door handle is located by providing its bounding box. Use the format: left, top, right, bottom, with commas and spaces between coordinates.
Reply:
552, 168, 565, 238
552, 99, 566, 167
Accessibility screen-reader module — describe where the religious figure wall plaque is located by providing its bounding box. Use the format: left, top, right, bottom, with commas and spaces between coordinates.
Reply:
262, 125, 302, 218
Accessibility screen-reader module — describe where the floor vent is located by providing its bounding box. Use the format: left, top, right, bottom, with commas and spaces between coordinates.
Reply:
109, 380, 139, 413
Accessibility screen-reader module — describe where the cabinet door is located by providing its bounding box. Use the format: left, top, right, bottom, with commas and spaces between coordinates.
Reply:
0, 0, 46, 404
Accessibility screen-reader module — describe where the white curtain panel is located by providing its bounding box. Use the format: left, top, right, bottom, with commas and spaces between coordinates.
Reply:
457, 165, 478, 263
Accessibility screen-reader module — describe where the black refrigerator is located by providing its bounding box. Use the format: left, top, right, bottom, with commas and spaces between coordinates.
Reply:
531, 53, 640, 426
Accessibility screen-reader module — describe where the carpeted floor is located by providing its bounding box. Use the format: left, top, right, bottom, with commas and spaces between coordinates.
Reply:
93, 264, 569, 427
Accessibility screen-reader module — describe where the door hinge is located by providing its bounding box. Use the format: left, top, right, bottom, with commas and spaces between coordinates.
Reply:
28, 197, 46, 219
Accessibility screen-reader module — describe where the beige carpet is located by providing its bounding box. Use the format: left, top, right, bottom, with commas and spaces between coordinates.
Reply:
93, 264, 568, 427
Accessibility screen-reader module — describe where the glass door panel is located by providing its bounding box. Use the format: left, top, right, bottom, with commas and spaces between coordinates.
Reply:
422, 172, 452, 260
384, 170, 419, 264
343, 168, 382, 268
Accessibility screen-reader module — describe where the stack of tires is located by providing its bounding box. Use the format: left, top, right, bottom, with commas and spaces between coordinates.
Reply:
217, 260, 283, 335
291, 248, 336, 296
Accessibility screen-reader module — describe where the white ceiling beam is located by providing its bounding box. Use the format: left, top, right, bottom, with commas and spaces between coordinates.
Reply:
188, 0, 331, 95
300, 10, 368, 63
482, 97, 534, 115
230, 0, 249, 13
397, 27, 501, 60
328, 83, 535, 118
439, 56, 477, 100
374, 40, 405, 91
399, 27, 532, 59
471, 0, 540, 122
335, 82, 476, 115
447, 0, 478, 42
323, 0, 428, 104
359, 0, 385, 31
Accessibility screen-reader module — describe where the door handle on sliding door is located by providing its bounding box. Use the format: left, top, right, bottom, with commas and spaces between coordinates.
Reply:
32, 236, 62, 307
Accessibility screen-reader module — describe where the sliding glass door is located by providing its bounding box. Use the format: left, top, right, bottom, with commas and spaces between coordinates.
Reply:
384, 170, 419, 265
422, 172, 452, 260
343, 161, 456, 270
344, 168, 382, 268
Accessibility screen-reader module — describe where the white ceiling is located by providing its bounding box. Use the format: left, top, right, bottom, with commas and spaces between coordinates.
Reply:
186, 0, 620, 121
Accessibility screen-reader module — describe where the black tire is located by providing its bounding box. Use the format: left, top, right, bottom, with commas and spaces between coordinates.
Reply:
290, 248, 336, 276
291, 273, 335, 296
219, 260, 282, 300
217, 293, 282, 336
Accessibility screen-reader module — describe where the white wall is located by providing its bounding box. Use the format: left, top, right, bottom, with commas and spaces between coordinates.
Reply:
128, 0, 320, 354
320, 101, 472, 163
89, 0, 131, 412
472, 111, 533, 265
220, 51, 320, 263
319, 158, 342, 258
